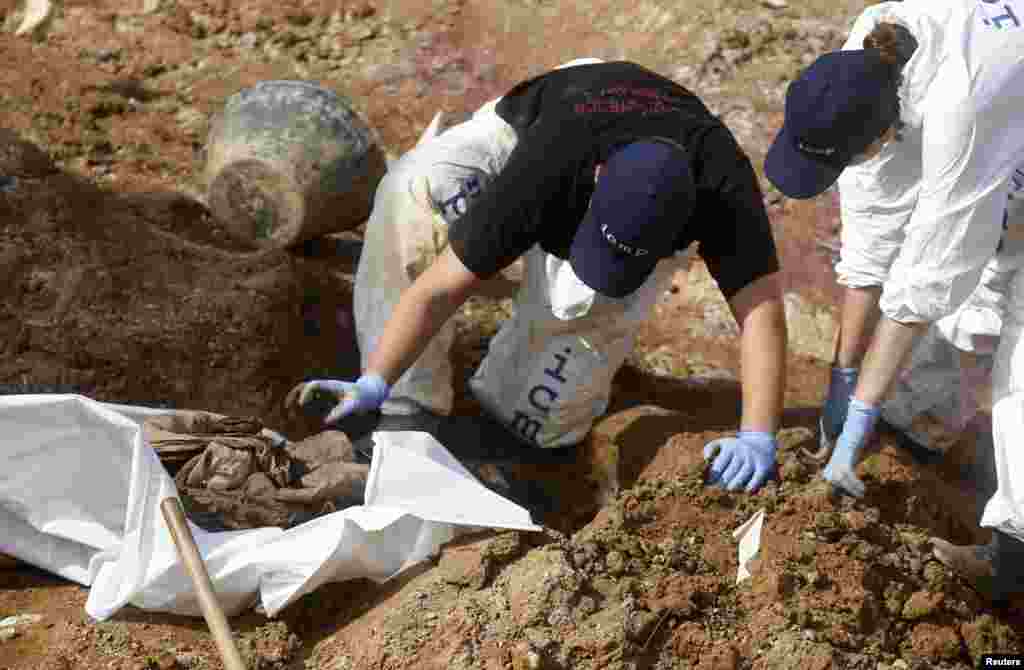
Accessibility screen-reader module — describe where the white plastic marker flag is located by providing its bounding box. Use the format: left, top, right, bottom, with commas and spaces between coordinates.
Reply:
732, 508, 766, 584
14, 0, 54, 37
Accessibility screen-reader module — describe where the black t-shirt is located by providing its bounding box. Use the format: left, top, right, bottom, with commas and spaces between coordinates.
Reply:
447, 60, 780, 300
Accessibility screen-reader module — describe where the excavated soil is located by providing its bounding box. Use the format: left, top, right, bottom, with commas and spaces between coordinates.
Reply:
1, 1, 1021, 669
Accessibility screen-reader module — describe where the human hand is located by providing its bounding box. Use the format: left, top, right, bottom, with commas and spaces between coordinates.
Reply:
822, 366, 859, 442
285, 373, 390, 424
703, 431, 777, 493
821, 398, 880, 498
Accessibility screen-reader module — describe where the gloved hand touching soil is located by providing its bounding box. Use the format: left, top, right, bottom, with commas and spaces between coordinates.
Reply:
821, 398, 881, 498
285, 373, 390, 424
703, 432, 777, 493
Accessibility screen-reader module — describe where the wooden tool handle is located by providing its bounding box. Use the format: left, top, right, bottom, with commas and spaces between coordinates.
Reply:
160, 497, 248, 670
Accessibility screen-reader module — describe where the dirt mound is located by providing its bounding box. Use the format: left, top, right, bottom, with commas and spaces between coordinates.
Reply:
301, 429, 1022, 670
0, 129, 359, 438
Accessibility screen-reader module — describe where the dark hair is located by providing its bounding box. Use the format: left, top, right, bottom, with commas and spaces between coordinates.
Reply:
863, 22, 917, 137
863, 22, 918, 77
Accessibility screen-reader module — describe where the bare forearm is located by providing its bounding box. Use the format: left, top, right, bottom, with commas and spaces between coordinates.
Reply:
837, 285, 882, 368
365, 248, 480, 384
728, 274, 787, 434
365, 284, 463, 385
738, 299, 787, 433
853, 316, 927, 406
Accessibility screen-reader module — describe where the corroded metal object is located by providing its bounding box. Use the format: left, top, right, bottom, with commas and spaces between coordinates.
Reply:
204, 80, 387, 249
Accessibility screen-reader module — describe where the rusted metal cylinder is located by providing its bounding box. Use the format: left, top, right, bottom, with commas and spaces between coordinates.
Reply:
204, 80, 386, 249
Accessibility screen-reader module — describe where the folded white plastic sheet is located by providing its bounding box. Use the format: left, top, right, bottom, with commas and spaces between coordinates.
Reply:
0, 394, 540, 620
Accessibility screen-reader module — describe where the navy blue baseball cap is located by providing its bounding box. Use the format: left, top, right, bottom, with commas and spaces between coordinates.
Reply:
765, 49, 901, 199
570, 140, 695, 298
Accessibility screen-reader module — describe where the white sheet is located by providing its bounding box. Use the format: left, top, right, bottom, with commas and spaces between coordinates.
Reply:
0, 394, 540, 620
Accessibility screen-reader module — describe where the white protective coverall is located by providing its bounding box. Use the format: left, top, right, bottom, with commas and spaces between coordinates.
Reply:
833, 0, 1024, 540
880, 167, 1024, 449
353, 58, 691, 449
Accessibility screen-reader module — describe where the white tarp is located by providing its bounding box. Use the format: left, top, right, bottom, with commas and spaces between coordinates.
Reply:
0, 394, 540, 620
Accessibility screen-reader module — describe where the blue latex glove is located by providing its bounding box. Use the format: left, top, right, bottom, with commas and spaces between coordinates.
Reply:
822, 367, 859, 442
287, 373, 390, 424
703, 431, 777, 493
822, 397, 881, 498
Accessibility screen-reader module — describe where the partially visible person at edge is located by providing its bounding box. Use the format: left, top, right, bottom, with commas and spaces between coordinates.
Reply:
764, 0, 1024, 603
288, 58, 788, 495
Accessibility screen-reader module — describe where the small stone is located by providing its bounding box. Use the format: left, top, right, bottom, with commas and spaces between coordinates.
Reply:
843, 510, 868, 532
901, 591, 942, 620
761, 0, 788, 8
813, 511, 846, 542
175, 653, 203, 668
625, 610, 660, 643
779, 455, 809, 482
349, 2, 376, 19
797, 539, 817, 563
907, 622, 961, 661
805, 570, 826, 588
524, 627, 555, 652
606, 550, 626, 576
152, 651, 180, 669
922, 561, 945, 585
885, 583, 910, 615
698, 643, 740, 670
482, 532, 525, 562
95, 48, 120, 62
546, 605, 572, 627
575, 595, 598, 618
776, 426, 814, 452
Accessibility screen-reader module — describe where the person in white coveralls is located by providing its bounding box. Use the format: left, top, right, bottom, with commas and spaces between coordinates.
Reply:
764, 0, 1024, 602
288, 58, 790, 495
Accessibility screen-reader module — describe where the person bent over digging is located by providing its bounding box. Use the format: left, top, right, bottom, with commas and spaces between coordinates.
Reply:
764, 1, 1024, 603
288, 58, 788, 496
